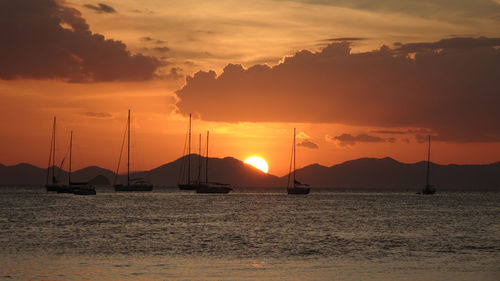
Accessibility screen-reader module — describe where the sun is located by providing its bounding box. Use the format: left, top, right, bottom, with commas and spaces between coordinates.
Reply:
244, 156, 269, 173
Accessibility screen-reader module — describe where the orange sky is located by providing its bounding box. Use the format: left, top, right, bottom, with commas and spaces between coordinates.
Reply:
1, 0, 500, 176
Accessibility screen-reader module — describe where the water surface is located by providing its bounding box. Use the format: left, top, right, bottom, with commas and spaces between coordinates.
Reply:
1, 187, 499, 280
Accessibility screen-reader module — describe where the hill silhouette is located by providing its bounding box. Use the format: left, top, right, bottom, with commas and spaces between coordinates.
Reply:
1, 156, 499, 190
283, 157, 500, 190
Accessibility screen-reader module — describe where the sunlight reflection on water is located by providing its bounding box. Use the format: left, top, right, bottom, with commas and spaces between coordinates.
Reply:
0, 187, 499, 280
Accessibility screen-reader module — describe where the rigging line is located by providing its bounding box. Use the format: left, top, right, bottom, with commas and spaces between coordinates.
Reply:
178, 123, 189, 185
46, 125, 54, 185
287, 130, 294, 188
114, 118, 129, 186
55, 143, 70, 182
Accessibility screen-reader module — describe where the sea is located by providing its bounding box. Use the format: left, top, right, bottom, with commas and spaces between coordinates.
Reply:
0, 186, 499, 280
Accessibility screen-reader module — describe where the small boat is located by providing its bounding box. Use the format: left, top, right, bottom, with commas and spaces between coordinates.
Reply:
178, 114, 198, 190
196, 131, 232, 194
67, 131, 96, 195
287, 128, 310, 195
113, 110, 153, 192
421, 135, 436, 195
46, 116, 66, 192
72, 182, 97, 195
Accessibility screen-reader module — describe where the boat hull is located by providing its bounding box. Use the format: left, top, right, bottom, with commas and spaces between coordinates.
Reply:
287, 187, 310, 195
178, 183, 197, 190
46, 184, 60, 192
196, 184, 232, 194
421, 184, 436, 195
56, 186, 74, 194
73, 188, 96, 195
114, 184, 153, 192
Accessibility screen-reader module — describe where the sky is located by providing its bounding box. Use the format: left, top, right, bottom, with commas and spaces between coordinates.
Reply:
1, 0, 500, 176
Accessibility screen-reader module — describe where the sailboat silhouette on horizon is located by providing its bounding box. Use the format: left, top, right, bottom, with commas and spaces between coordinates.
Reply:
421, 135, 436, 195
287, 128, 310, 195
114, 110, 153, 192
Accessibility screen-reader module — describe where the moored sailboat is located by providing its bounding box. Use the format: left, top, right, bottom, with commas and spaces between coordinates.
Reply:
178, 113, 198, 190
46, 116, 63, 192
196, 131, 232, 194
421, 135, 436, 195
287, 128, 310, 195
114, 110, 153, 192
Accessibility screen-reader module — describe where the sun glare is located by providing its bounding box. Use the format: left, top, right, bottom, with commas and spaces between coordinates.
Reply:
244, 156, 269, 173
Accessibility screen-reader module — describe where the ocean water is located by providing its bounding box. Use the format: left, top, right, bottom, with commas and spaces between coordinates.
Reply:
0, 187, 499, 280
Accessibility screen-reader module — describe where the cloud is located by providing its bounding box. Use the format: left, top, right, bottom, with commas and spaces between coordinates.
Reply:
371, 130, 406, 135
0, 0, 162, 82
297, 139, 319, 149
176, 37, 500, 143
153, 47, 171, 53
327, 133, 389, 147
83, 3, 117, 14
83, 111, 113, 119
323, 37, 366, 42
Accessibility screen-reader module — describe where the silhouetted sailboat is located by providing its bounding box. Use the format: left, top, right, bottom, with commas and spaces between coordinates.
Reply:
287, 128, 310, 195
196, 131, 232, 194
114, 110, 153, 192
421, 135, 436, 195
178, 113, 198, 190
46, 116, 64, 192
52, 131, 95, 195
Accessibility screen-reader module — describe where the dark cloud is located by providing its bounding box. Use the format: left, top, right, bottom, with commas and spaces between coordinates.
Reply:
165, 67, 183, 80
0, 0, 162, 82
327, 133, 388, 147
323, 37, 366, 42
371, 130, 406, 135
83, 3, 117, 14
176, 37, 500, 143
83, 111, 113, 118
153, 47, 171, 53
297, 139, 319, 149
140, 36, 166, 44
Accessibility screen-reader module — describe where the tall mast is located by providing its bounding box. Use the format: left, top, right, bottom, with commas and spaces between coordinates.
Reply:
426, 135, 431, 186
293, 128, 296, 185
69, 131, 73, 185
205, 131, 209, 184
52, 117, 56, 183
188, 113, 191, 185
198, 133, 201, 184
127, 109, 130, 186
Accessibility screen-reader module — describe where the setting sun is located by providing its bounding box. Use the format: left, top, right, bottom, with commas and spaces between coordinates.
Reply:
244, 156, 269, 173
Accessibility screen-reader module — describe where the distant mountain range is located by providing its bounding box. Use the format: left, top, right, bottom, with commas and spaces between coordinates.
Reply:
1, 156, 499, 190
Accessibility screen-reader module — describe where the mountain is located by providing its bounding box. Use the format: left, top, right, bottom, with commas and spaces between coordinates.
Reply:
135, 154, 282, 187
283, 157, 500, 190
1, 156, 499, 190
0, 155, 282, 187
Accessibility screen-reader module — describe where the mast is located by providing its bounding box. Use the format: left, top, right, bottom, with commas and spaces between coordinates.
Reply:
69, 131, 73, 185
188, 113, 191, 185
52, 117, 56, 183
127, 109, 130, 186
293, 128, 296, 186
198, 133, 201, 184
205, 131, 209, 184
46, 117, 55, 186
426, 135, 431, 186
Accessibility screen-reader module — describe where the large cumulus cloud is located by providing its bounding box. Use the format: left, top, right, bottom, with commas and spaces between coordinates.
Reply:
0, 0, 162, 82
176, 37, 500, 143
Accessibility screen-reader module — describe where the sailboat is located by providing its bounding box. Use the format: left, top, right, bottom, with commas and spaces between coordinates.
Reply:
178, 114, 198, 190
287, 128, 310, 195
52, 131, 96, 195
196, 131, 232, 194
421, 135, 436, 195
114, 110, 153, 192
46, 116, 63, 192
